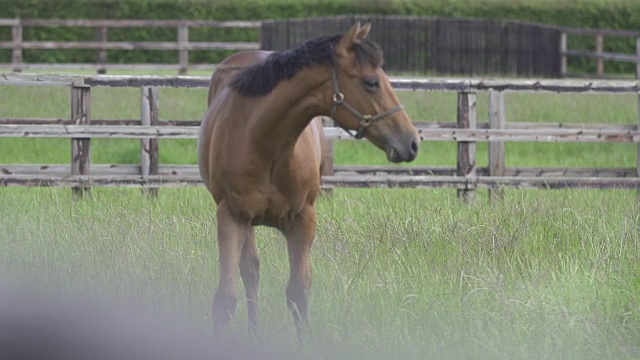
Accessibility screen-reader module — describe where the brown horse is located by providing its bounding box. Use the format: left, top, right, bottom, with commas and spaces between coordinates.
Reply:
198, 23, 419, 340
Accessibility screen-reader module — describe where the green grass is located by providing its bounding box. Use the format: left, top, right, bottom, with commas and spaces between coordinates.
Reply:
0, 188, 638, 359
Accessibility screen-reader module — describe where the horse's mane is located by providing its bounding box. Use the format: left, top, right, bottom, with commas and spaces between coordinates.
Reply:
230, 33, 383, 97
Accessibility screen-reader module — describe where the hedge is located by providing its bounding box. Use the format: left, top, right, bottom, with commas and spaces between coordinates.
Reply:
4, 0, 638, 29
2, 0, 639, 74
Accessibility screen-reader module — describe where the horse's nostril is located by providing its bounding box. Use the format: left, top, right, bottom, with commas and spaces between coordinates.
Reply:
410, 138, 419, 155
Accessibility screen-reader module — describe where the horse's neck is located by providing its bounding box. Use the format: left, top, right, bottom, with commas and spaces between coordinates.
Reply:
249, 67, 330, 158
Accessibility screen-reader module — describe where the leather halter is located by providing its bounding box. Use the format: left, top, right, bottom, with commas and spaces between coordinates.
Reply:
329, 64, 404, 139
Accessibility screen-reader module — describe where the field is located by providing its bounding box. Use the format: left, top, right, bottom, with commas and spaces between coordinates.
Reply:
1, 188, 638, 359
1, 73, 639, 359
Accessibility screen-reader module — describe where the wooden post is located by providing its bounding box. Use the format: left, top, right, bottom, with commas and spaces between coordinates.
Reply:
71, 84, 91, 197
96, 26, 108, 74
141, 87, 159, 196
456, 91, 477, 202
636, 36, 640, 80
559, 31, 567, 78
11, 20, 23, 73
488, 90, 506, 201
177, 25, 189, 75
596, 33, 604, 77
321, 116, 335, 195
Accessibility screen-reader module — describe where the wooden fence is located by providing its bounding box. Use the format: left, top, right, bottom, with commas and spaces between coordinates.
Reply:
2, 17, 639, 78
1, 73, 640, 198
560, 27, 640, 79
0, 18, 260, 74
263, 16, 640, 79
262, 16, 562, 78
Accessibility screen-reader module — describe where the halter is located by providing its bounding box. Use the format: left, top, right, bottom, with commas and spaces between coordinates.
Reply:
329, 64, 404, 139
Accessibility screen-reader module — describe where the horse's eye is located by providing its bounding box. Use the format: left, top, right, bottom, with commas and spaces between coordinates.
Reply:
362, 77, 380, 91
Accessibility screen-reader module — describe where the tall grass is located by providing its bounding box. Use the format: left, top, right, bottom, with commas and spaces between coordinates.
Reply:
0, 188, 638, 359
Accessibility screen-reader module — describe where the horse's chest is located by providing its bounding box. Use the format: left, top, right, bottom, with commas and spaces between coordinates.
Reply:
261, 195, 302, 228
222, 168, 317, 229
260, 177, 315, 227
227, 189, 303, 229
213, 135, 321, 229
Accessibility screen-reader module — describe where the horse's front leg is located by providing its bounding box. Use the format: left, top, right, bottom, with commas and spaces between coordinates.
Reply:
282, 204, 316, 341
212, 201, 252, 337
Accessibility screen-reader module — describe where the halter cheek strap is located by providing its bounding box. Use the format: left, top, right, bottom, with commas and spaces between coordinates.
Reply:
329, 65, 404, 139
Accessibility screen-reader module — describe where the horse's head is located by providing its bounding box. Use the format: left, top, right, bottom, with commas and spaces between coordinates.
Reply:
330, 22, 419, 163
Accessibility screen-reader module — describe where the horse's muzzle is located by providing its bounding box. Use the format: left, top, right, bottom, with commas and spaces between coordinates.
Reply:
387, 137, 419, 163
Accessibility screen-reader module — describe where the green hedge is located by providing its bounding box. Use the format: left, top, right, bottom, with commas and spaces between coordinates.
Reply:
5, 0, 639, 28
2, 0, 639, 74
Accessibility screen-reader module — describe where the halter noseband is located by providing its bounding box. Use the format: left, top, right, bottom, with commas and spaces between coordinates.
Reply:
329, 64, 404, 139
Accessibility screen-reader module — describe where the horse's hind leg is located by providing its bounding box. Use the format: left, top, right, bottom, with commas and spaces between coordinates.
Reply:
282, 204, 316, 341
239, 227, 260, 337
212, 201, 251, 337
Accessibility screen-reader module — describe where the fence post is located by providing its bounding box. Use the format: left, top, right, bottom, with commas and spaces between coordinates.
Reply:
141, 87, 160, 196
96, 26, 108, 74
11, 19, 23, 73
321, 116, 335, 195
456, 91, 477, 202
559, 31, 567, 78
488, 90, 506, 201
636, 36, 640, 80
71, 84, 91, 197
595, 33, 604, 77
178, 25, 189, 75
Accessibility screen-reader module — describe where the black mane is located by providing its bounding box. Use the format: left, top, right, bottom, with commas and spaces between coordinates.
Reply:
230, 33, 383, 97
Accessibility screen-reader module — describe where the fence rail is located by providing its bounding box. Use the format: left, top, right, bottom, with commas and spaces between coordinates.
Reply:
2, 17, 640, 78
1, 124, 638, 143
560, 27, 640, 79
1, 74, 639, 197
2, 18, 261, 74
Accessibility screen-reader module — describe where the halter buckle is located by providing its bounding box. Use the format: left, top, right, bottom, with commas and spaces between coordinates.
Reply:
332, 92, 344, 104
360, 115, 373, 127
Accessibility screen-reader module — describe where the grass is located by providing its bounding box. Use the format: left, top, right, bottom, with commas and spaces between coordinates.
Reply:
1, 71, 639, 358
0, 187, 638, 359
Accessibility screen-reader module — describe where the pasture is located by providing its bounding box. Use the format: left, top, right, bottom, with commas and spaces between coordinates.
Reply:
1, 75, 639, 358
1, 188, 638, 359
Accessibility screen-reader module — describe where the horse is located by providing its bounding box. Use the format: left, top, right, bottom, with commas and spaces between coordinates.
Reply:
198, 22, 419, 340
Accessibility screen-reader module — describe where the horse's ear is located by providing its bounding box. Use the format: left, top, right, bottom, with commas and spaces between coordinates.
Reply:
357, 22, 372, 41
335, 22, 371, 57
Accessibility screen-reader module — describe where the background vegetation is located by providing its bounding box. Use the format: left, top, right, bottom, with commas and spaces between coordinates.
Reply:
3, 0, 640, 27
1, 0, 640, 74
